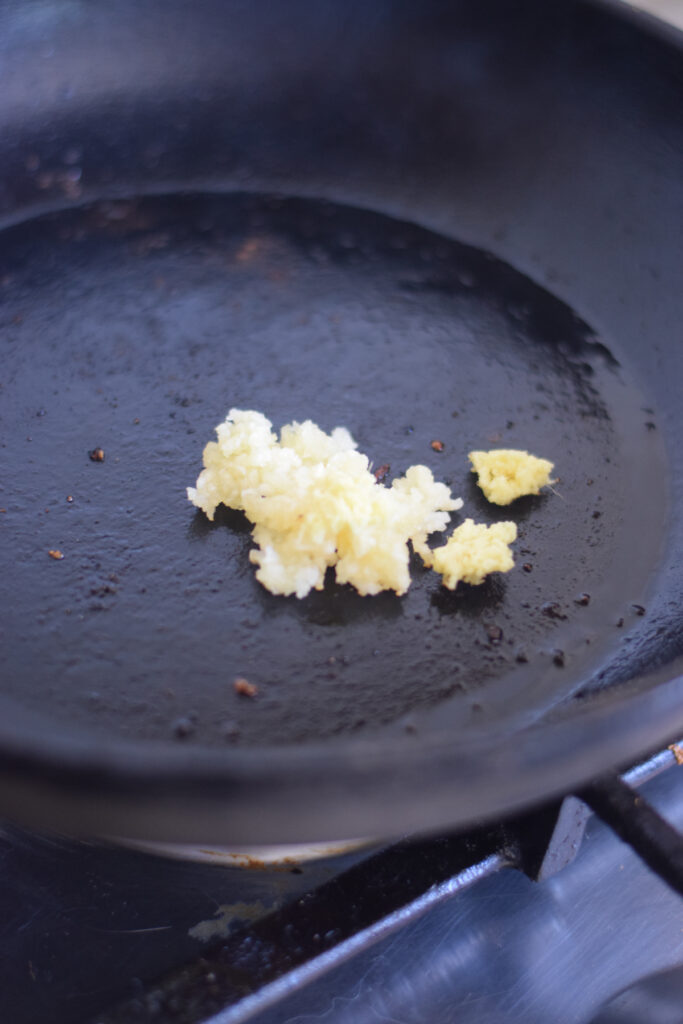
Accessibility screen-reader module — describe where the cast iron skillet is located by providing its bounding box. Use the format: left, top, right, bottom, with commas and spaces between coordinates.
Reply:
0, 0, 681, 844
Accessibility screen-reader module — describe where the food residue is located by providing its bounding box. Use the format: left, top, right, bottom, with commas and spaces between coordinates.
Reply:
469, 449, 554, 505
234, 677, 258, 698
187, 410, 462, 598
429, 519, 517, 589
89, 447, 105, 462
430, 439, 445, 452
668, 744, 683, 766
48, 549, 64, 560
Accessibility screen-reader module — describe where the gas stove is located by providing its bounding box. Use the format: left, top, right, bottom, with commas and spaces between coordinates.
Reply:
3, 742, 682, 1024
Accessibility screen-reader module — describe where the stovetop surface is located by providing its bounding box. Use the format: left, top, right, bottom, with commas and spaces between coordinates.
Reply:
2, 751, 682, 1024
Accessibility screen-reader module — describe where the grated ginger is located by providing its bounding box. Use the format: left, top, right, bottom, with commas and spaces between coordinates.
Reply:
469, 449, 554, 505
430, 519, 517, 588
187, 410, 463, 598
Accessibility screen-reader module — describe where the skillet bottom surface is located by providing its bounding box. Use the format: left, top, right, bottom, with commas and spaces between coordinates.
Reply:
0, 193, 668, 750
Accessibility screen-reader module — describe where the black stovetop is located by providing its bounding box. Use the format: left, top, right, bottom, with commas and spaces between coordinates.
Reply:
2, 746, 683, 1024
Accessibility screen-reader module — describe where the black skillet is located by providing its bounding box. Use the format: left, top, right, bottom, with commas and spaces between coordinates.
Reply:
0, 0, 681, 844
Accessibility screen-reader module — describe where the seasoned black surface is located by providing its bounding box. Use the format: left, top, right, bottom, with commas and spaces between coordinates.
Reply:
0, 194, 666, 748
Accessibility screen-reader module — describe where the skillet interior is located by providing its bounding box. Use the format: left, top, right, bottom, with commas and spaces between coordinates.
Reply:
0, 192, 670, 748
0, 0, 681, 841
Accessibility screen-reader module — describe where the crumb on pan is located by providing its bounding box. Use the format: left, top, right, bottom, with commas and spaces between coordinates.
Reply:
187, 410, 462, 598
430, 519, 517, 589
668, 744, 683, 766
234, 677, 258, 698
469, 449, 554, 505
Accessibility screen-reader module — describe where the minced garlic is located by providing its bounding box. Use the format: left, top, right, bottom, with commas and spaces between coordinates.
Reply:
187, 410, 462, 598
469, 449, 554, 505
430, 519, 517, 588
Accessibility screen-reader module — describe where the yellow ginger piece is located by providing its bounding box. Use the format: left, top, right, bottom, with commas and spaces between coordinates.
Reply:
187, 410, 462, 598
431, 518, 517, 589
469, 449, 554, 505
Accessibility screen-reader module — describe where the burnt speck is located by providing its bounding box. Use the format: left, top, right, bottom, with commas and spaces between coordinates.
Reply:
515, 649, 529, 664
172, 717, 195, 738
451, 410, 459, 418
644, 421, 656, 431
575, 593, 591, 606
373, 463, 390, 483
616, 617, 624, 628
36, 408, 46, 417
553, 649, 566, 667
234, 677, 258, 698
592, 510, 601, 519
541, 602, 567, 620
133, 417, 140, 425
522, 563, 533, 573
586, 478, 594, 486
48, 549, 64, 560
485, 623, 503, 645
430, 439, 444, 452
631, 604, 646, 616
89, 447, 105, 462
